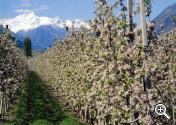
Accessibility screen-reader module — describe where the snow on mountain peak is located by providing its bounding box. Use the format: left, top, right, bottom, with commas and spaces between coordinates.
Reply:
0, 12, 90, 33
15, 12, 36, 20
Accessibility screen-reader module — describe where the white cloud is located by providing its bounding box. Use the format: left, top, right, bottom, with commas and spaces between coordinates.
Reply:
15, 9, 33, 13
20, 0, 31, 7
35, 5, 49, 11
15, 4, 49, 13
20, 2, 31, 7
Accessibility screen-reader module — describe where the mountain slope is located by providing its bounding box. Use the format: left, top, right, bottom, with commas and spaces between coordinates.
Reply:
16, 25, 67, 50
0, 12, 89, 50
154, 3, 176, 34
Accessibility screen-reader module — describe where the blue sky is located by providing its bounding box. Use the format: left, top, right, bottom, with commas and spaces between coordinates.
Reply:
0, 0, 175, 20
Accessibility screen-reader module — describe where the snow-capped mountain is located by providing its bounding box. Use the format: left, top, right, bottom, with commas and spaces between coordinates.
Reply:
0, 12, 89, 33
0, 12, 89, 50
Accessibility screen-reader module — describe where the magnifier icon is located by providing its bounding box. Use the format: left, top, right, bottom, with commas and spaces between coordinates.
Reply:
154, 103, 170, 120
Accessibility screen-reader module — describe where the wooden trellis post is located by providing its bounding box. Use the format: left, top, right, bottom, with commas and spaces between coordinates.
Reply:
127, 0, 133, 31
127, 0, 134, 43
173, 106, 176, 124
139, 0, 148, 47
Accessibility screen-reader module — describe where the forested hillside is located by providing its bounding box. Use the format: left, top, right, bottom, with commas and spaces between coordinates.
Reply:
154, 3, 176, 34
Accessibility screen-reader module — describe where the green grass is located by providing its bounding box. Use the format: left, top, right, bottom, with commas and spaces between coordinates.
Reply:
59, 117, 84, 125
14, 71, 85, 125
0, 122, 14, 125
30, 119, 53, 125
0, 123, 14, 125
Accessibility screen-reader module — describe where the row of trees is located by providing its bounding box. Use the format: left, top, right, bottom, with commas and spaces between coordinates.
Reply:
0, 29, 28, 120
35, 0, 176, 124
24, 37, 32, 57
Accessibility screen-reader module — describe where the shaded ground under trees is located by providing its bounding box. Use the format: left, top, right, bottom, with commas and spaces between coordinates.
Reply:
1, 71, 84, 125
